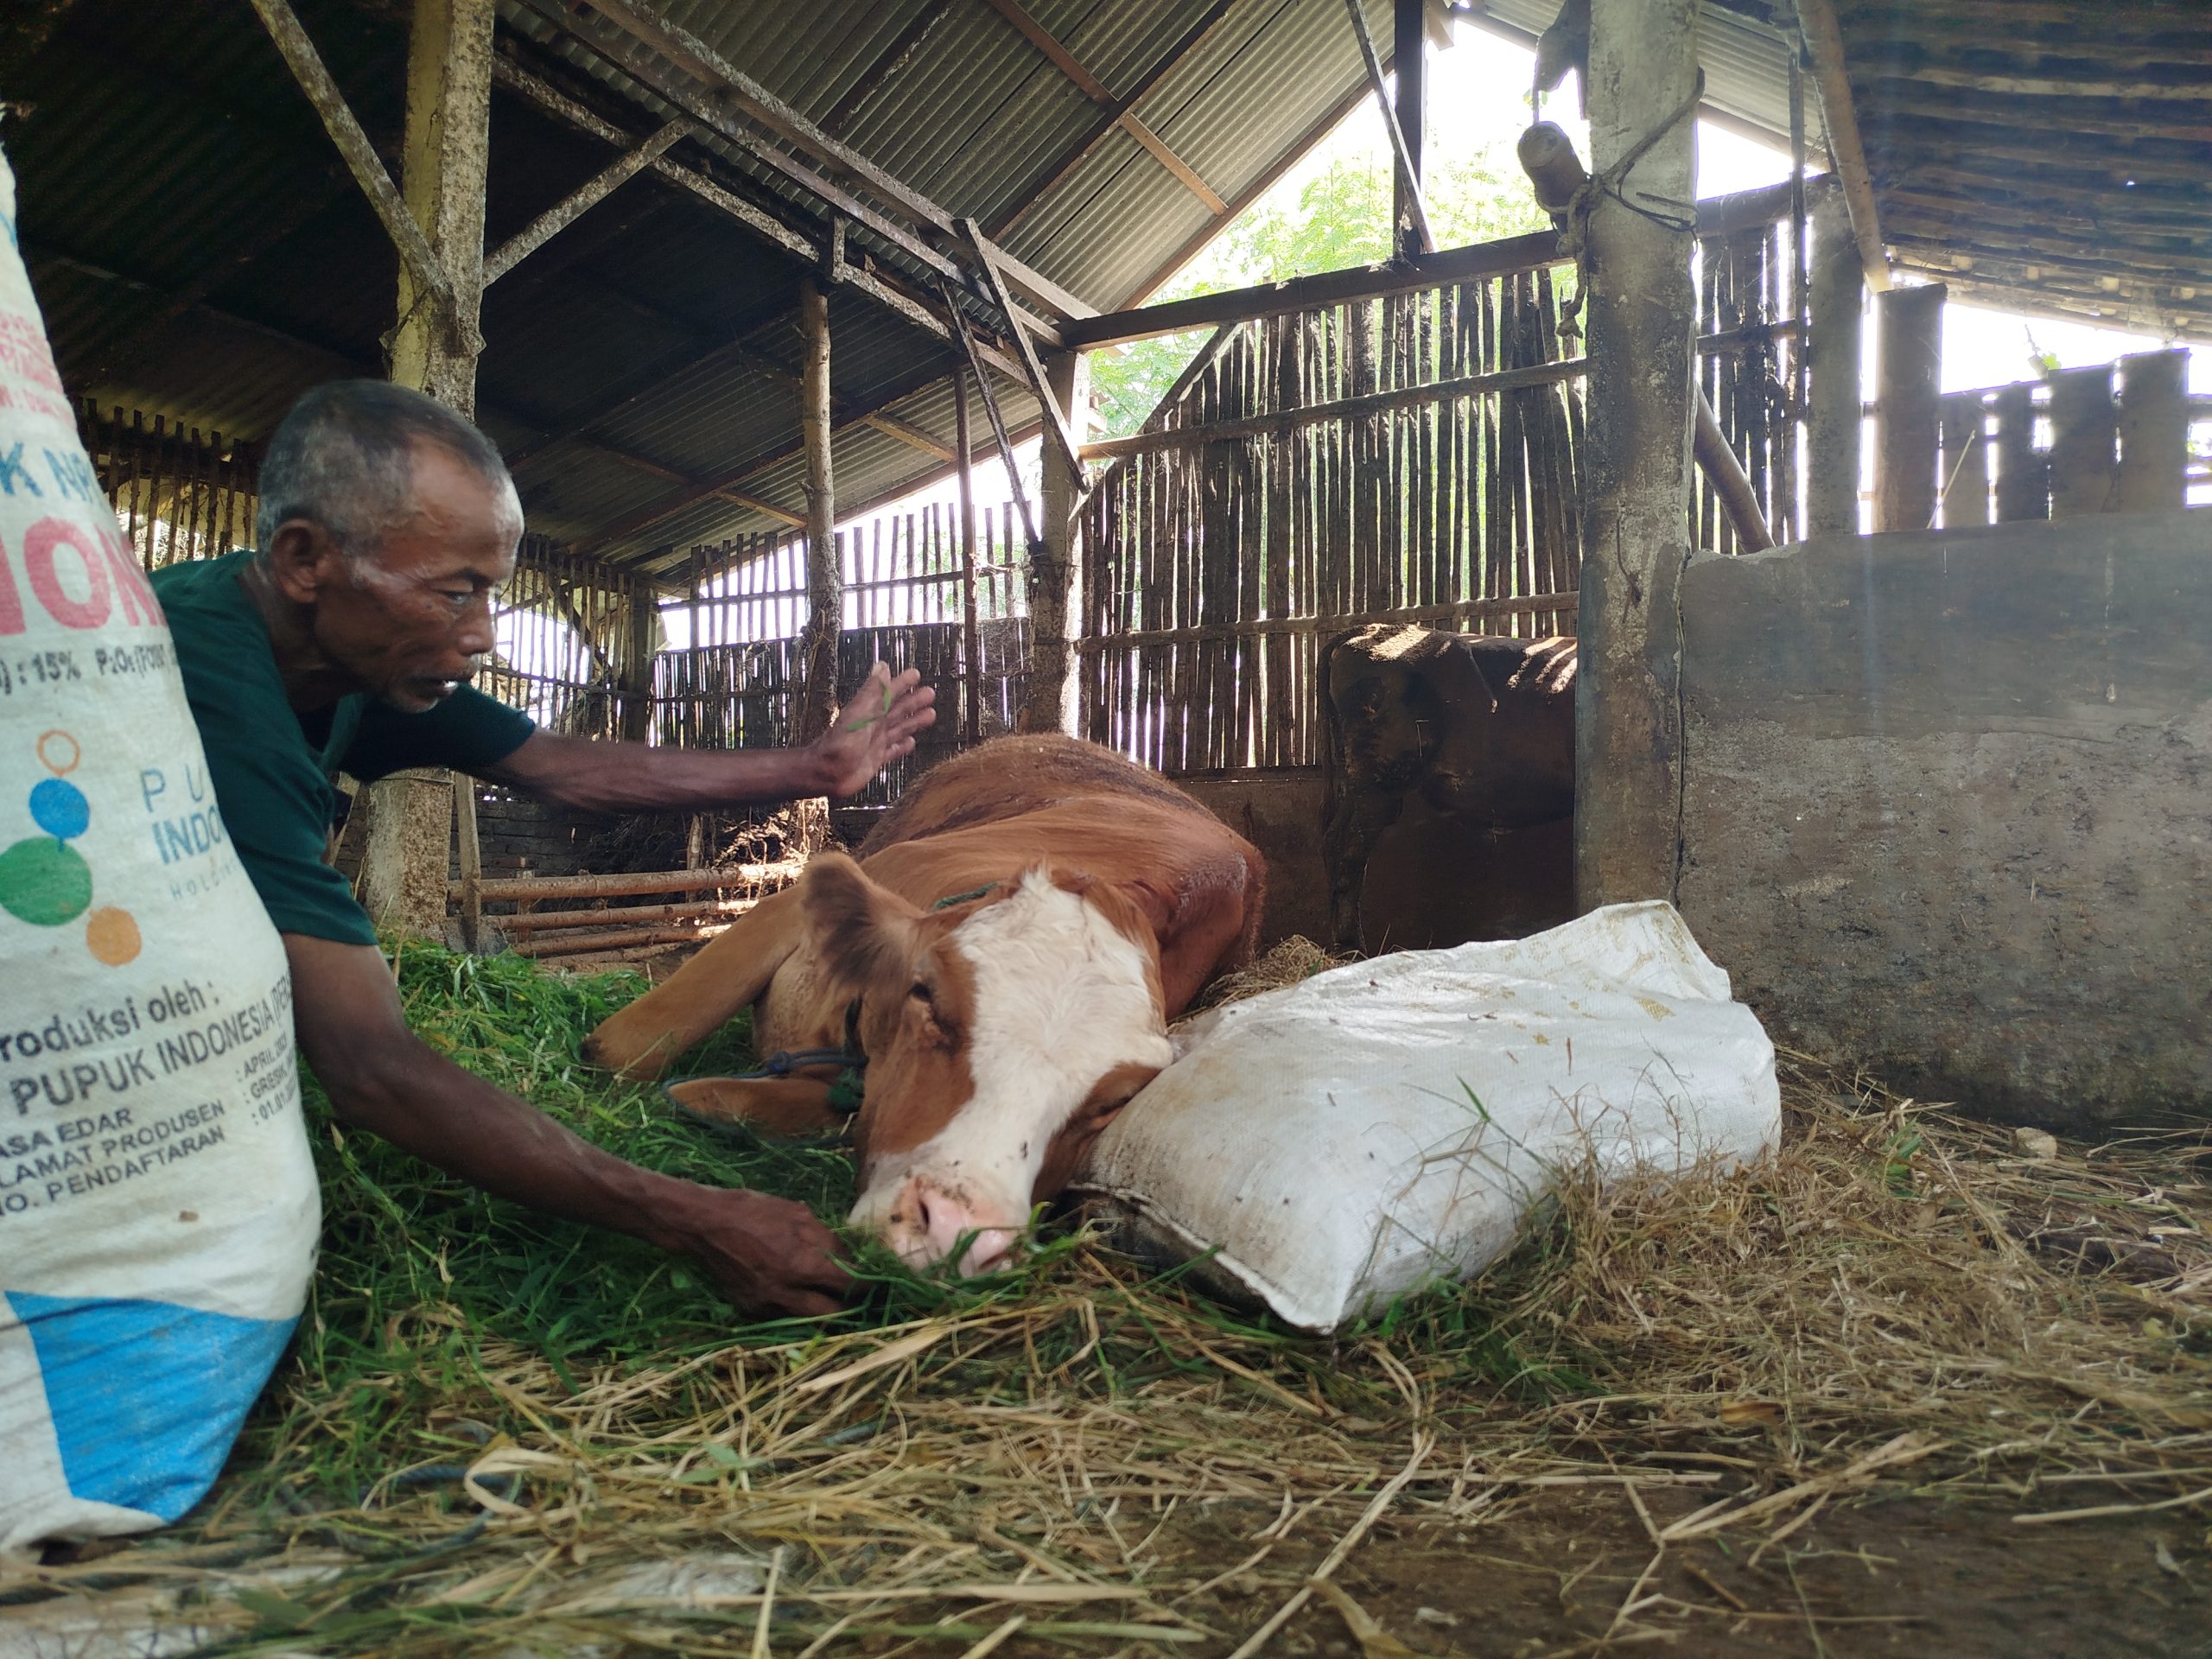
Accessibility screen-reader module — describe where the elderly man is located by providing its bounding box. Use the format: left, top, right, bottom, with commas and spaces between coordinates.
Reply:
151, 379, 933, 1319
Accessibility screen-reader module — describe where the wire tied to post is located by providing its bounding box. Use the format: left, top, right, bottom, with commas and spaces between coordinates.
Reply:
1518, 70, 1707, 347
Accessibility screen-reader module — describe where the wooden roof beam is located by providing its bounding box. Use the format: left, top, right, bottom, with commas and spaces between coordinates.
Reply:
988, 0, 1242, 238
245, 0, 454, 307
980, 0, 1226, 214
490, 53, 1031, 385
1065, 231, 1565, 348
1344, 0, 1433, 254
1796, 0, 1891, 292
563, 0, 1095, 325
576, 353, 1010, 558
821, 0, 957, 135
482, 119, 685, 285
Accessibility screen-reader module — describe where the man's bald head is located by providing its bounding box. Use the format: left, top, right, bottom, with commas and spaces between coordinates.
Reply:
255, 379, 518, 559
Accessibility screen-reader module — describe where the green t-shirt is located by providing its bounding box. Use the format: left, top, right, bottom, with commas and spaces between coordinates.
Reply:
153, 550, 535, 946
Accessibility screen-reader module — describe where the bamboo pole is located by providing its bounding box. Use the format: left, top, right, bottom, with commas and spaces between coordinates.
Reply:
1796, 0, 1890, 292
953, 367, 982, 747
795, 276, 840, 745
501, 897, 755, 931
454, 865, 770, 905
454, 780, 483, 952
512, 923, 733, 959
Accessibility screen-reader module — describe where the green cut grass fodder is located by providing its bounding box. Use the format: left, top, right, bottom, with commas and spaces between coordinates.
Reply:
5, 939, 2208, 1658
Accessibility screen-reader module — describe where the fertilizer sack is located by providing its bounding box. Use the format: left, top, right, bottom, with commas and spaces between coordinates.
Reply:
1077, 902, 1779, 1332
0, 143, 316, 1559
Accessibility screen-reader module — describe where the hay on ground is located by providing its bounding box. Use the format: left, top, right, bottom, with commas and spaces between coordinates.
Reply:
5, 944, 2207, 1656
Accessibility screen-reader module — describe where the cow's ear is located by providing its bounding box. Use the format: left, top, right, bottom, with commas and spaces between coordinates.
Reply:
802, 852, 925, 995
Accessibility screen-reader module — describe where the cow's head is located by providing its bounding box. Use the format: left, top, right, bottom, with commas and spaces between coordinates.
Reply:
802, 854, 1170, 1274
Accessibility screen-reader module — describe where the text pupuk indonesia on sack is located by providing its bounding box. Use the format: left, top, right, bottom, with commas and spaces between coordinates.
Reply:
0, 141, 318, 1560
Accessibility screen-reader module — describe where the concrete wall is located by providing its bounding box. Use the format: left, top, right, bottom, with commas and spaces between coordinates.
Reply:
1677, 509, 2212, 1129
1179, 771, 1332, 948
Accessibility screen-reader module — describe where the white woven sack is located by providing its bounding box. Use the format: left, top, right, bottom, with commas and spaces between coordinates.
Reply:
0, 142, 318, 1560
1077, 902, 1780, 1332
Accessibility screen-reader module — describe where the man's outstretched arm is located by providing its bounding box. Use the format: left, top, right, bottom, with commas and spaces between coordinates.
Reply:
283, 933, 849, 1319
486, 662, 936, 815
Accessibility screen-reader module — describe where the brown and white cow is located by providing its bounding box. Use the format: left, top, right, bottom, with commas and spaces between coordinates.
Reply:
584, 734, 1264, 1274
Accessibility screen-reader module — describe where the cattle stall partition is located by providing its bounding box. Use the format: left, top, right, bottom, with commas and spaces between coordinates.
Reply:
1078, 256, 1587, 776
1923, 352, 2209, 528
1077, 183, 1828, 777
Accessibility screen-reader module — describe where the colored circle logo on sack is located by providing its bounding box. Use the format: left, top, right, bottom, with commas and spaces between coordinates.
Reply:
0, 729, 141, 964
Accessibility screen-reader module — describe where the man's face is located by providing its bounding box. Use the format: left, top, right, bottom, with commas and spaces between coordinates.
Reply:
314, 442, 521, 714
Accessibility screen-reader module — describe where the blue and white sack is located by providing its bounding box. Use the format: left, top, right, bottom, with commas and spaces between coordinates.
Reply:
0, 141, 318, 1560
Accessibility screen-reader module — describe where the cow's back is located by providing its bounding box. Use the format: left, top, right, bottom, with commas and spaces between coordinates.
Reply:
858, 733, 1217, 855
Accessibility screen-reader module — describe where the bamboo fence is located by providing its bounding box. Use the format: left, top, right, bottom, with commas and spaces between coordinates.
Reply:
78, 400, 260, 569
1078, 257, 1587, 776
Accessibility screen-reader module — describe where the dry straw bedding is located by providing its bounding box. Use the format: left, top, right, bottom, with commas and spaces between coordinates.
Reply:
4, 942, 2209, 1656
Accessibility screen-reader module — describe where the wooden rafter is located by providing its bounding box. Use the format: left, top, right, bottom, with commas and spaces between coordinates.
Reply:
960, 217, 1084, 485
822, 0, 957, 135
559, 0, 1095, 326
491, 52, 1031, 384
483, 120, 684, 285
245, 0, 451, 306
1343, 0, 1433, 254
988, 0, 1243, 238
1797, 0, 1891, 290
1109, 63, 1381, 308
574, 352, 1001, 559
981, 0, 1226, 214
1067, 230, 1562, 348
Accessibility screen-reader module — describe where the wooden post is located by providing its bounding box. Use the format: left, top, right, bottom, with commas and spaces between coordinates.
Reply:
1993, 382, 2047, 523
1392, 0, 1427, 262
1574, 0, 1699, 910
1804, 179, 1862, 536
795, 276, 841, 745
454, 779, 482, 953
1872, 283, 1943, 533
1796, 0, 1889, 293
2047, 365, 2116, 518
388, 0, 492, 410
358, 0, 495, 940
619, 583, 658, 741
953, 366, 982, 747
2116, 349, 2188, 513
1020, 347, 1089, 735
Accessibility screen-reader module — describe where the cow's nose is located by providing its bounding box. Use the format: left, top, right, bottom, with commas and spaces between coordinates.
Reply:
882, 1177, 1017, 1275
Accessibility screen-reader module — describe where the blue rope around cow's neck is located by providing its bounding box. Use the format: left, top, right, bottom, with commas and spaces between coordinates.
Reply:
663, 999, 868, 1142
933, 881, 1001, 910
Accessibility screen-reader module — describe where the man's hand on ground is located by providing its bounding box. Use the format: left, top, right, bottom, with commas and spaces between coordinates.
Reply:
810, 663, 937, 799
284, 935, 853, 1321
661, 1187, 853, 1319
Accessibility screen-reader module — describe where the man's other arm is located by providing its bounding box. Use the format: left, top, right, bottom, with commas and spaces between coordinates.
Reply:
284, 933, 849, 1318
485, 662, 935, 815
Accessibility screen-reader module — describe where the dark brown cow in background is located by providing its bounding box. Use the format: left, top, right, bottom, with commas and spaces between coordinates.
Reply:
1320, 626, 1578, 951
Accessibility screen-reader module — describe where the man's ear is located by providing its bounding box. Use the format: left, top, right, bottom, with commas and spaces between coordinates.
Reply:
262, 520, 340, 606
801, 852, 925, 997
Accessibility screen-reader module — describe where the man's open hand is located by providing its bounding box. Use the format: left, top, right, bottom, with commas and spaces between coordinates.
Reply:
810, 663, 936, 799
672, 1187, 852, 1319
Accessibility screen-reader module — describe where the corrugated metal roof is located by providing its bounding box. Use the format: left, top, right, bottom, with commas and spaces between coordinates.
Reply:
8, 0, 2192, 582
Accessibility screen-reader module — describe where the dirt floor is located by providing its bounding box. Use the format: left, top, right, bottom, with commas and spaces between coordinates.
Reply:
1160, 1491, 2212, 1659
